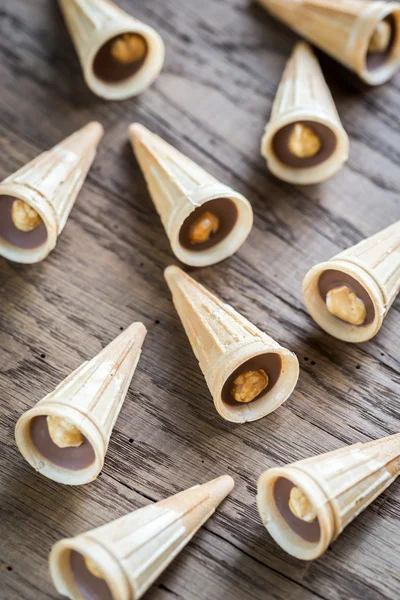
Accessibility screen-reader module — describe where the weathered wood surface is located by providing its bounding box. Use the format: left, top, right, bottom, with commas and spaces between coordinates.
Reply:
1, 0, 400, 599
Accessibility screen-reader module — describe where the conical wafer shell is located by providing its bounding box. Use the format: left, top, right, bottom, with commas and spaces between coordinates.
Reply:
261, 42, 349, 184
129, 124, 253, 267
257, 433, 400, 560
0, 122, 103, 264
164, 265, 299, 422
15, 322, 146, 485
58, 0, 165, 100
257, 0, 400, 85
49, 475, 234, 600
302, 220, 400, 342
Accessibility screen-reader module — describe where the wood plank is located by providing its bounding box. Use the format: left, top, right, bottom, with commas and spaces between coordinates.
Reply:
0, 0, 399, 599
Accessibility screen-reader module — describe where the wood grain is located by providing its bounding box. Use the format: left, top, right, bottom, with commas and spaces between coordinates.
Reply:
1, 0, 400, 599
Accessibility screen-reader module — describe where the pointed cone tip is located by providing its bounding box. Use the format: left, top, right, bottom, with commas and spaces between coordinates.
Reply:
203, 475, 235, 506
164, 265, 184, 288
80, 121, 104, 145
129, 123, 151, 145
124, 321, 147, 343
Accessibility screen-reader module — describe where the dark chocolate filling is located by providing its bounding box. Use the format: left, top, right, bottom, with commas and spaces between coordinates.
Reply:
366, 16, 396, 71
318, 269, 375, 326
272, 121, 337, 169
0, 196, 48, 249
70, 551, 114, 600
179, 198, 238, 252
221, 353, 282, 406
93, 34, 148, 83
274, 477, 321, 543
30, 416, 96, 470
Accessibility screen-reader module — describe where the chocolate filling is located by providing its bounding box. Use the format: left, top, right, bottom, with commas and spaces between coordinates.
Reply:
70, 551, 114, 600
93, 34, 148, 83
272, 121, 337, 169
30, 416, 96, 470
318, 269, 375, 326
222, 353, 282, 406
274, 477, 321, 543
179, 198, 238, 252
366, 16, 396, 71
0, 196, 47, 249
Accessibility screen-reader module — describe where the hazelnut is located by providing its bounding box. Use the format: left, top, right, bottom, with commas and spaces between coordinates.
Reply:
369, 21, 391, 53
111, 34, 147, 64
188, 211, 220, 245
326, 285, 366, 326
46, 416, 84, 449
288, 124, 321, 159
288, 486, 317, 523
11, 200, 42, 232
84, 556, 104, 579
232, 369, 269, 403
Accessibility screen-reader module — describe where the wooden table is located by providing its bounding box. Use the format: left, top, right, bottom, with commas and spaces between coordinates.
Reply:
1, 1, 399, 599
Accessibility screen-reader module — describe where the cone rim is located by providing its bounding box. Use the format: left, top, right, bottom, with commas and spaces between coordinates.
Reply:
257, 466, 334, 560
81, 20, 165, 100
49, 536, 130, 600
15, 402, 105, 485
302, 259, 386, 342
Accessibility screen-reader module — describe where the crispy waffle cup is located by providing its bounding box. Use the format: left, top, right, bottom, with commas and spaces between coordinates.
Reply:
261, 42, 349, 184
58, 0, 165, 100
256, 0, 400, 85
15, 323, 147, 485
49, 475, 234, 600
164, 265, 299, 423
0, 122, 103, 264
129, 124, 253, 267
303, 220, 400, 342
257, 433, 400, 560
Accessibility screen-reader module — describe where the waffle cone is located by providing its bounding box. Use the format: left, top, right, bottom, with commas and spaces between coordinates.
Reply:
257, 433, 400, 560
15, 322, 147, 485
129, 124, 253, 267
49, 475, 234, 599
0, 122, 103, 264
303, 220, 400, 342
164, 265, 299, 422
261, 42, 349, 184
257, 0, 400, 85
58, 0, 165, 100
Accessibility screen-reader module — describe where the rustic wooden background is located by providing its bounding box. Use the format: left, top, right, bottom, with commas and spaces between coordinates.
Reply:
1, 0, 399, 599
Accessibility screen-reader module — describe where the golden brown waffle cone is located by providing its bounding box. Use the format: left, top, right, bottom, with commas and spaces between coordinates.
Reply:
0, 122, 103, 264
58, 0, 165, 100
261, 42, 349, 184
257, 433, 400, 560
15, 323, 146, 485
49, 475, 234, 599
303, 220, 400, 342
129, 124, 253, 267
164, 265, 299, 422
256, 0, 400, 85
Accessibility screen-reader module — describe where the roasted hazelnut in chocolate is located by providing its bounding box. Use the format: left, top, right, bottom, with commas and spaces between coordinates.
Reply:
272, 121, 337, 170
179, 198, 238, 252
0, 196, 48, 251
70, 551, 114, 600
222, 354, 282, 406
93, 33, 148, 83
318, 270, 374, 327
